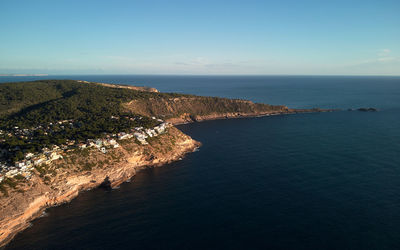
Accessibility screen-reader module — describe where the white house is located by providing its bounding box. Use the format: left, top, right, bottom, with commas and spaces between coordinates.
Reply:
95, 139, 103, 147
25, 152, 34, 159
5, 168, 18, 177
118, 133, 133, 140
33, 157, 45, 166
15, 162, 25, 168
145, 129, 156, 137
154, 123, 167, 134
49, 152, 62, 161
134, 132, 148, 144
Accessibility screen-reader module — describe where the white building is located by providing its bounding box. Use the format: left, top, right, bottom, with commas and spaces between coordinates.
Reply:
15, 162, 25, 168
5, 168, 18, 177
118, 133, 133, 140
134, 132, 148, 145
145, 129, 156, 137
34, 157, 45, 166
154, 123, 167, 134
25, 152, 34, 159
49, 152, 62, 161
95, 139, 103, 148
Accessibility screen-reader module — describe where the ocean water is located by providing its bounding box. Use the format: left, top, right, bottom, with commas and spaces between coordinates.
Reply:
2, 76, 400, 250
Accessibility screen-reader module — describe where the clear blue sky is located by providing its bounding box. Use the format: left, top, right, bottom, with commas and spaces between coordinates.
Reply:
1, 0, 399, 75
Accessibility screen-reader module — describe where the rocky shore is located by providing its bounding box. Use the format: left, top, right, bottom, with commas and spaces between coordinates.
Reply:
0, 127, 199, 248
0, 106, 335, 248
0, 80, 335, 248
166, 108, 331, 125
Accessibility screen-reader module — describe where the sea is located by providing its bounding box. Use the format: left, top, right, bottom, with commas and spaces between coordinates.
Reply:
1, 75, 400, 250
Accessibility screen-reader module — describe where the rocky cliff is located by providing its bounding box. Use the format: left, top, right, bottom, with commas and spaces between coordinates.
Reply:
0, 127, 199, 247
0, 80, 331, 248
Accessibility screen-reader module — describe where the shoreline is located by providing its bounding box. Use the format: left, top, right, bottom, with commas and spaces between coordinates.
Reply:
0, 128, 199, 248
167, 108, 335, 125
0, 108, 332, 248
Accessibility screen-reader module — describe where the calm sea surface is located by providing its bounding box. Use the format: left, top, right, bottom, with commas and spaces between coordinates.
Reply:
2, 76, 400, 250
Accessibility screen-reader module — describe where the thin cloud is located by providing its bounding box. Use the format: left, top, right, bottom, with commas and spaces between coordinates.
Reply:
378, 49, 391, 57
377, 49, 396, 62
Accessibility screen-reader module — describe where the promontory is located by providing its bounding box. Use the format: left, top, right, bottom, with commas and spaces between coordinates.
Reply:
0, 80, 328, 247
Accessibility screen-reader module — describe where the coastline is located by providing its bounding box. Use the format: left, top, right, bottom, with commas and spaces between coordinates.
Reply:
166, 108, 334, 125
0, 78, 334, 248
0, 127, 199, 248
0, 108, 334, 248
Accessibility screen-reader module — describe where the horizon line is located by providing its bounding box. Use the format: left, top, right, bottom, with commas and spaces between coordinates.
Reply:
1, 73, 400, 77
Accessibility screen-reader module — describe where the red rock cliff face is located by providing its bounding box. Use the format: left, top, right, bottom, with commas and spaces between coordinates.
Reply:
0, 127, 199, 248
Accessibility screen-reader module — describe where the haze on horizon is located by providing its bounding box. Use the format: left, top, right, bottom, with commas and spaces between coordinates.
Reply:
1, 0, 399, 76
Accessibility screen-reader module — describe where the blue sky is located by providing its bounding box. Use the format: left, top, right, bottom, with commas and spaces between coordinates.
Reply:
1, 0, 399, 75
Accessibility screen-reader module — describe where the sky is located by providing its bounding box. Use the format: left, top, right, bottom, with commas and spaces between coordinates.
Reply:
0, 0, 399, 75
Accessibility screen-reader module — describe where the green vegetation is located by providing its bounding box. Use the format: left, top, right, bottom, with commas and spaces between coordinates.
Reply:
0, 80, 182, 118
0, 178, 19, 196
0, 80, 167, 163
0, 183, 8, 196
0, 79, 287, 125
0, 79, 288, 165
0, 80, 173, 128
34, 164, 48, 177
124, 95, 288, 119
43, 176, 51, 184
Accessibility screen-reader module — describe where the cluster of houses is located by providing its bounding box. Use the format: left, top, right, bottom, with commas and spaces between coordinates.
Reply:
0, 119, 76, 142
77, 137, 120, 154
119, 121, 168, 145
0, 117, 170, 184
0, 146, 63, 183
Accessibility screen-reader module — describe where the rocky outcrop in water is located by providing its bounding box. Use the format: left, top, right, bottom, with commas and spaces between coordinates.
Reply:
357, 107, 378, 112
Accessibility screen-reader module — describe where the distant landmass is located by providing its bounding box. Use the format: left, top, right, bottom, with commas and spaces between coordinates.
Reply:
0, 80, 328, 247
0, 74, 48, 77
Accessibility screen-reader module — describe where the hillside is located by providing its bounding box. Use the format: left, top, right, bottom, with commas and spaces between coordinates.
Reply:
124, 96, 290, 123
0, 79, 302, 165
0, 79, 326, 247
0, 80, 179, 127
0, 80, 291, 128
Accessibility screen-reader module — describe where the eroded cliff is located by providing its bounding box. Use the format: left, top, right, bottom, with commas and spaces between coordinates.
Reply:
0, 80, 330, 248
0, 127, 199, 247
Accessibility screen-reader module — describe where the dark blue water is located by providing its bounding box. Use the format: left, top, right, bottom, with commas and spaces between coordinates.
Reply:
3, 76, 400, 250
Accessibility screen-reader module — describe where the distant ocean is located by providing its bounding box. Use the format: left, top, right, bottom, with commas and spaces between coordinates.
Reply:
2, 75, 400, 250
